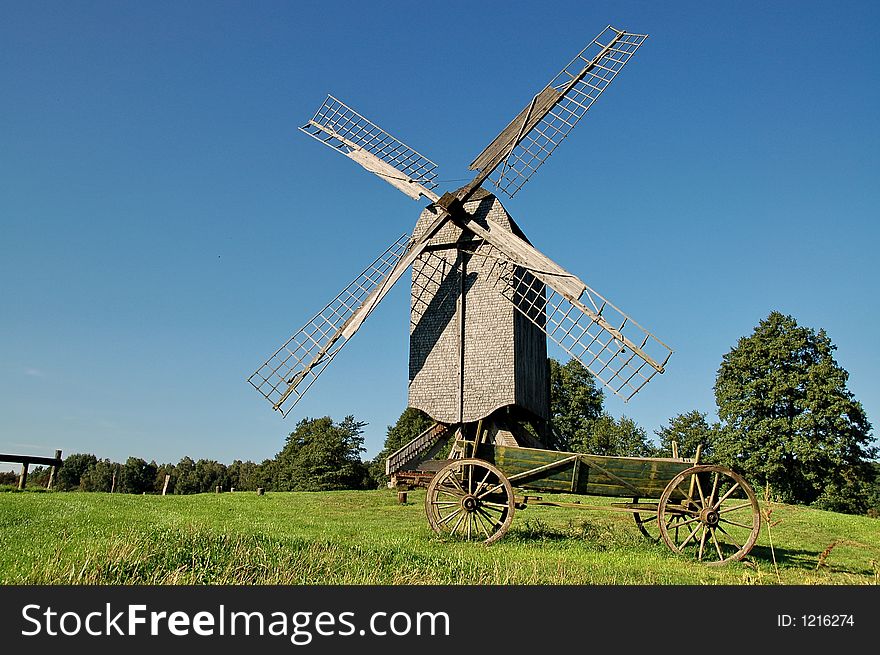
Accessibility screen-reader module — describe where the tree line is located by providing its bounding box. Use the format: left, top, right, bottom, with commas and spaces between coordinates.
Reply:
2, 415, 373, 495
4, 311, 877, 515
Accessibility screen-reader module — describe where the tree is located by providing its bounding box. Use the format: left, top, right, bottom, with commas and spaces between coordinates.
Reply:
655, 410, 719, 460
548, 357, 604, 450
369, 408, 434, 487
273, 416, 369, 491
57, 453, 98, 490
227, 459, 260, 491
173, 456, 200, 494
572, 413, 653, 457
82, 459, 116, 492
714, 311, 876, 512
119, 457, 157, 494
153, 462, 175, 494
192, 459, 228, 492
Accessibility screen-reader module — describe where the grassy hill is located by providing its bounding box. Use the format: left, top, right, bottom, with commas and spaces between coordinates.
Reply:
0, 489, 877, 584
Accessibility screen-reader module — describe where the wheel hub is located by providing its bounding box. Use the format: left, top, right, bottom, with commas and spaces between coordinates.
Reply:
699, 507, 720, 526
461, 495, 479, 512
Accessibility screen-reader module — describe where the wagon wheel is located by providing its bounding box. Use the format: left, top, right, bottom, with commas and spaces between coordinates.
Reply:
425, 458, 514, 545
632, 501, 688, 542
658, 465, 761, 566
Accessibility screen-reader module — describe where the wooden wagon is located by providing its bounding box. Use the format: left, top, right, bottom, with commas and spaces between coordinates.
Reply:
423, 436, 762, 566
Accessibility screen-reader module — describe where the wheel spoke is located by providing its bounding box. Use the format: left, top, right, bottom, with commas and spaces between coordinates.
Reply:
718, 501, 752, 515
694, 474, 707, 509
437, 507, 462, 526
446, 472, 467, 495
673, 478, 694, 505
476, 482, 505, 499
436, 480, 464, 496
676, 523, 703, 550
716, 522, 743, 551
710, 528, 725, 561
709, 472, 720, 508
697, 525, 708, 561
474, 510, 492, 540
476, 507, 502, 529
426, 459, 514, 546
449, 510, 466, 536
678, 522, 703, 549
713, 482, 741, 510
436, 489, 461, 502
473, 468, 492, 496
639, 514, 659, 525
667, 515, 701, 531
719, 517, 754, 530
657, 465, 759, 565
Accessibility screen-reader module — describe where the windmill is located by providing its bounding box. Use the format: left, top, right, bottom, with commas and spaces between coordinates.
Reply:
248, 25, 672, 480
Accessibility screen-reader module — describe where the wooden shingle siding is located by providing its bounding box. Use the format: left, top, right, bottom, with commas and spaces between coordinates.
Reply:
408, 190, 548, 424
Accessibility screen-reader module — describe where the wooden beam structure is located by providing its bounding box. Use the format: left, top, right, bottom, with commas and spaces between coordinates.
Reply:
0, 451, 63, 490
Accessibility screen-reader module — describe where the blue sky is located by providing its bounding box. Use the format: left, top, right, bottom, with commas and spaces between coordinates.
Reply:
2, 0, 878, 466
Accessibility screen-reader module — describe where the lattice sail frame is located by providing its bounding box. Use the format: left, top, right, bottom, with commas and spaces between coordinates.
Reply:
300, 95, 438, 199
248, 233, 411, 415
473, 26, 648, 198
469, 242, 672, 400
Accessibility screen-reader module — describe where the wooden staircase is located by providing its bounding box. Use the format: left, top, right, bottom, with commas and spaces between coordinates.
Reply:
385, 422, 451, 482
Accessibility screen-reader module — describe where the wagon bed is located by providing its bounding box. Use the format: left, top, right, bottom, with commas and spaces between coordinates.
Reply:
421, 438, 762, 566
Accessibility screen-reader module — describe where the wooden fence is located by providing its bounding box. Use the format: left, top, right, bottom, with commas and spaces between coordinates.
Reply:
0, 450, 63, 490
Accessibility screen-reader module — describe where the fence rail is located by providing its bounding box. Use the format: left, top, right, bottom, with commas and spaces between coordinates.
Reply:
0, 450, 63, 490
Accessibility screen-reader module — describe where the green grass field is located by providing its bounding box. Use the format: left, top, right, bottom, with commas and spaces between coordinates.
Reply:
1, 489, 877, 584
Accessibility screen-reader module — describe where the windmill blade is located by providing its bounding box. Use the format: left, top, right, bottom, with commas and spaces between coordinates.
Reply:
469, 26, 648, 198
453, 215, 671, 400
493, 261, 672, 400
249, 208, 456, 415
300, 95, 440, 201
248, 233, 411, 415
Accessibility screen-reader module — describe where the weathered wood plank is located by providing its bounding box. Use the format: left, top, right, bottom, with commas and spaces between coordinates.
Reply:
453, 215, 587, 301
469, 85, 562, 173
484, 443, 695, 498
0, 453, 64, 467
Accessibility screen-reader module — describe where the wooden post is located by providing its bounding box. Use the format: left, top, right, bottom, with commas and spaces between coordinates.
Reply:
671, 440, 679, 460
215, 485, 221, 494
230, 487, 235, 492
110, 469, 117, 494
161, 474, 170, 496
397, 491, 408, 504
46, 449, 62, 490
256, 487, 265, 496
18, 462, 29, 490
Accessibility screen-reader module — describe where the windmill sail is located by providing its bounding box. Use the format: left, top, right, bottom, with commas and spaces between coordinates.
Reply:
469, 26, 648, 198
300, 95, 440, 201
248, 233, 411, 415
491, 256, 671, 400
453, 215, 671, 400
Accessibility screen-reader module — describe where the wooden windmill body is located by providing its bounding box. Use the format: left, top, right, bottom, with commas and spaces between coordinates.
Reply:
409, 190, 548, 439
248, 26, 673, 473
